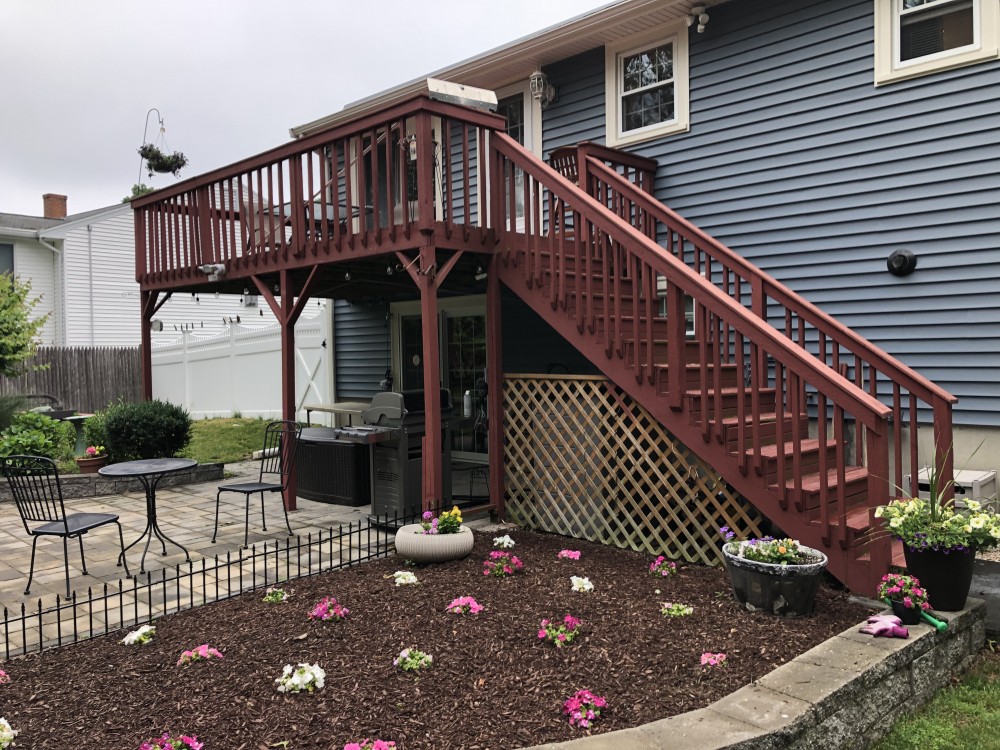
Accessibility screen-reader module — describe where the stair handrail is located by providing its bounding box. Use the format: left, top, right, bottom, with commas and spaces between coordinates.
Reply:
491, 132, 892, 428
582, 156, 956, 411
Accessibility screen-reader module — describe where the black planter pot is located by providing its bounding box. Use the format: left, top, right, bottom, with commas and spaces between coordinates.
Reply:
722, 542, 828, 618
903, 545, 976, 611
890, 599, 923, 625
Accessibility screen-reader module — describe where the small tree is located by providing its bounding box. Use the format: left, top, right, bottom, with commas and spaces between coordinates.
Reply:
122, 183, 155, 203
0, 274, 49, 378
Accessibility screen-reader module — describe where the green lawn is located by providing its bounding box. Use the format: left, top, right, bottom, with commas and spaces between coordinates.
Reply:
875, 646, 1000, 750
177, 417, 271, 465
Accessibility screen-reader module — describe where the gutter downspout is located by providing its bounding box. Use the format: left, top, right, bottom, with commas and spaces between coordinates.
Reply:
36, 237, 65, 346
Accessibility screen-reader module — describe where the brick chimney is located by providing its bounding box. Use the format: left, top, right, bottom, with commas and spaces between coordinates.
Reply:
42, 193, 67, 219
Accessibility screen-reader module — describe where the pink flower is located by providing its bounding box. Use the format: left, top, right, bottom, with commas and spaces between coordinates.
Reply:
0, 668, 9, 684
538, 629, 547, 639
558, 549, 581, 560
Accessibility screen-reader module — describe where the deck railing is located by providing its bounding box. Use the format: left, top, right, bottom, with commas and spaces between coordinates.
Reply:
132, 96, 506, 289
491, 132, 898, 582
580, 155, 957, 504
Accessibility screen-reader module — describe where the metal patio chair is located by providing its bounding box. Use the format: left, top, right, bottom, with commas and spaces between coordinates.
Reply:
212, 420, 302, 547
2, 455, 131, 598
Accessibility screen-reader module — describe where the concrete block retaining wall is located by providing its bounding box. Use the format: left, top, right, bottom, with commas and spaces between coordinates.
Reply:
527, 599, 987, 750
0, 462, 224, 503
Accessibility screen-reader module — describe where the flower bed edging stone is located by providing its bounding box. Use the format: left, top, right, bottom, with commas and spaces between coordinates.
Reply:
0, 462, 224, 503
524, 598, 986, 750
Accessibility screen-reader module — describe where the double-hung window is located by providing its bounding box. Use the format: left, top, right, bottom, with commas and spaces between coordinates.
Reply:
875, 0, 999, 84
605, 21, 689, 146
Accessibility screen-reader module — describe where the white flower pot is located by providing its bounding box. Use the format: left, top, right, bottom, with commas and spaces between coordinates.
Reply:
393, 524, 475, 563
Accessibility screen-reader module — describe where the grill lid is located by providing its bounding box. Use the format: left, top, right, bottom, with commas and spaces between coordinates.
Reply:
362, 389, 453, 425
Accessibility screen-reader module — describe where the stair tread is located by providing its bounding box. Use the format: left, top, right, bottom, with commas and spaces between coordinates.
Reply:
751, 438, 834, 459
686, 386, 775, 396
780, 466, 869, 492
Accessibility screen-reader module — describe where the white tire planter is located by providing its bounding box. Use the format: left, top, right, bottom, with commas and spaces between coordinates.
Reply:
393, 524, 475, 564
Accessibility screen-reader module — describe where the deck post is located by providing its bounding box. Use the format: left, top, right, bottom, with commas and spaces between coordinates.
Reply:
486, 252, 505, 519
140, 290, 154, 401
418, 245, 443, 509
278, 269, 298, 512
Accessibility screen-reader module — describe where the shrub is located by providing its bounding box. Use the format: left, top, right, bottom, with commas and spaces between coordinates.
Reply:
103, 400, 192, 462
83, 409, 109, 449
0, 394, 25, 432
0, 411, 74, 460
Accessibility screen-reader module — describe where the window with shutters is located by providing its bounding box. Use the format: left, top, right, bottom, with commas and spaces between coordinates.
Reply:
875, 0, 999, 84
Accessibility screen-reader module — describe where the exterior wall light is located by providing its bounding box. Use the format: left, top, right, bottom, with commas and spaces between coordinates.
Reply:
529, 70, 557, 107
689, 5, 710, 33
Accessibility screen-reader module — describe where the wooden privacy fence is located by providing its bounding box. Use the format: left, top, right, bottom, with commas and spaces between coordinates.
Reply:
0, 347, 141, 413
503, 375, 763, 565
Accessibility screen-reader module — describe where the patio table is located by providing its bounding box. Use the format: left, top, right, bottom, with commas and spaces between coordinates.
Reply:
99, 457, 197, 573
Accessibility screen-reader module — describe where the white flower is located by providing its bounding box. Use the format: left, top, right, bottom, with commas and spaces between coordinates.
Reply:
493, 534, 516, 549
570, 576, 594, 593
393, 570, 419, 586
0, 717, 16, 749
874, 506, 885, 518
970, 515, 986, 529
889, 517, 903, 528
121, 624, 156, 646
966, 500, 982, 512
276, 662, 325, 693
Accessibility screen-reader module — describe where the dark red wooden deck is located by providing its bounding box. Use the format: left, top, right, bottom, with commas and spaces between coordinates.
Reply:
133, 94, 954, 594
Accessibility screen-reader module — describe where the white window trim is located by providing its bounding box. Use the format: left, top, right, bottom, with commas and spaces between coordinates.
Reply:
605, 19, 690, 147
874, 0, 1000, 85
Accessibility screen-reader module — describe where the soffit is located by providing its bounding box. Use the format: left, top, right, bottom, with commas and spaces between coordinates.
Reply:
292, 0, 717, 138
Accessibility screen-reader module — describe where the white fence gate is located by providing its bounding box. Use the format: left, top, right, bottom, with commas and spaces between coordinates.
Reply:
151, 314, 332, 421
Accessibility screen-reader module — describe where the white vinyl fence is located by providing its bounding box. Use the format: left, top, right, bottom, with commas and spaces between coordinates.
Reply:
151, 314, 332, 421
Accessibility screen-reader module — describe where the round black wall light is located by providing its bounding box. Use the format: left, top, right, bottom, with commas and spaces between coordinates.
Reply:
887, 249, 917, 277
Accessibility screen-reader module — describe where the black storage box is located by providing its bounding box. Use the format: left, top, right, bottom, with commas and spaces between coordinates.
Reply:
296, 428, 370, 506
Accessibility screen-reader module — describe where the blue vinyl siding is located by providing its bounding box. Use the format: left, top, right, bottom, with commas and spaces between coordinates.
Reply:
541, 0, 1000, 427
333, 299, 390, 399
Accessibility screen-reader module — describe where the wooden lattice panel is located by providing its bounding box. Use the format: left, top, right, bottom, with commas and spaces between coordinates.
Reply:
503, 375, 762, 565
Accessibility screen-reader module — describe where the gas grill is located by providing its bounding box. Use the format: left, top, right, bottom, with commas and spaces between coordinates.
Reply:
362, 389, 453, 518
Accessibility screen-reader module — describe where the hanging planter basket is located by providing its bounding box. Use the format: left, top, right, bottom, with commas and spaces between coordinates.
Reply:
138, 143, 189, 177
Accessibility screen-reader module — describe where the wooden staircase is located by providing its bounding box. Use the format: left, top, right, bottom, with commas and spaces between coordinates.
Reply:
488, 136, 956, 595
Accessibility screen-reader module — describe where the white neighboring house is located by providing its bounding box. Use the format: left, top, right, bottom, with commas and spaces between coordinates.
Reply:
0, 194, 332, 417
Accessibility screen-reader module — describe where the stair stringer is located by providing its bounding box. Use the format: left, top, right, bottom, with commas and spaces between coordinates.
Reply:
497, 269, 868, 591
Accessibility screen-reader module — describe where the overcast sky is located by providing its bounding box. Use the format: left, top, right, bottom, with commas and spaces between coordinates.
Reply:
0, 0, 610, 217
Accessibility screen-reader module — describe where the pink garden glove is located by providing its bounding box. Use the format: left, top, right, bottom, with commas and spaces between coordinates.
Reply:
859, 614, 909, 638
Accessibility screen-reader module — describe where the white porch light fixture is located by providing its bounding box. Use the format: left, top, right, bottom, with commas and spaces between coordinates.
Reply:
529, 69, 557, 107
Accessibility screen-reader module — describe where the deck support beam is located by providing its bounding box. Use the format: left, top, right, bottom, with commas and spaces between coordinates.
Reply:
418, 246, 443, 508
252, 267, 320, 512
486, 252, 505, 519
140, 291, 172, 401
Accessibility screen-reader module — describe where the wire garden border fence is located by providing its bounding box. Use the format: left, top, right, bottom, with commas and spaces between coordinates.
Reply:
1, 512, 417, 661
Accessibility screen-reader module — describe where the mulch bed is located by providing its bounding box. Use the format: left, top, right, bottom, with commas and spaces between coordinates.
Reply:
0, 529, 872, 749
